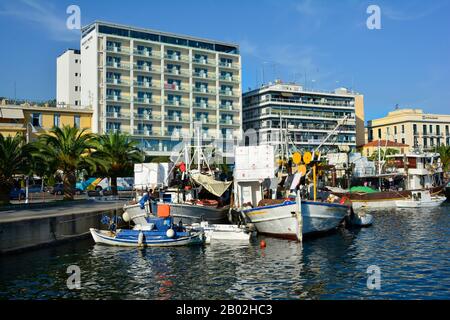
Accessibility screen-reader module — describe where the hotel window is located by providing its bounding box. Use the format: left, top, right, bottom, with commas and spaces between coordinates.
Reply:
53, 114, 60, 127
423, 125, 427, 135
413, 124, 417, 135
401, 125, 405, 134
436, 125, 440, 135
429, 125, 433, 134
446, 125, 449, 135
378, 129, 381, 139
394, 126, 397, 135
31, 113, 42, 127
74, 115, 80, 128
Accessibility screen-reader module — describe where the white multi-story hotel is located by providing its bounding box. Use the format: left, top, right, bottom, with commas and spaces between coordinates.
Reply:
56, 49, 82, 107
58, 21, 242, 156
242, 81, 365, 154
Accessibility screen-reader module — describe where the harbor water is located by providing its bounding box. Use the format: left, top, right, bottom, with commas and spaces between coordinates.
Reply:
0, 205, 449, 300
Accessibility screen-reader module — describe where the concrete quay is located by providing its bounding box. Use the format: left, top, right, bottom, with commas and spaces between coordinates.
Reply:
0, 199, 126, 254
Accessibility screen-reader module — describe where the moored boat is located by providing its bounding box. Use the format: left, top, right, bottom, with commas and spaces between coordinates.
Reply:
395, 190, 446, 208
90, 216, 204, 247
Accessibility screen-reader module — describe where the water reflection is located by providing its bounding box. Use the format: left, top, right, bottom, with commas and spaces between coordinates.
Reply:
0, 205, 449, 299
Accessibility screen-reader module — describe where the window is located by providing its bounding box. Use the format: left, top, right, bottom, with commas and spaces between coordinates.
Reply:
53, 114, 60, 127
401, 125, 405, 134
378, 128, 382, 139
413, 124, 417, 135
394, 126, 397, 135
31, 113, 41, 127
75, 86, 79, 92
402, 138, 405, 144
75, 59, 78, 63
74, 115, 80, 128
423, 125, 427, 135
75, 73, 78, 77
429, 125, 433, 134
436, 125, 440, 135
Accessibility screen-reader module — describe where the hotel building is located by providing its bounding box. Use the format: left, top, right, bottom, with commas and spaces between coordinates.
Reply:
242, 81, 365, 154
367, 109, 450, 151
76, 21, 242, 156
56, 49, 82, 107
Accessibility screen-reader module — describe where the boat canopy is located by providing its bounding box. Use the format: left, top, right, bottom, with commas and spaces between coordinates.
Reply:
191, 173, 232, 197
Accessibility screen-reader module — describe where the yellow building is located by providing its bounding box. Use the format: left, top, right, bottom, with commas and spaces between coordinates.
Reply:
0, 100, 92, 140
367, 109, 450, 151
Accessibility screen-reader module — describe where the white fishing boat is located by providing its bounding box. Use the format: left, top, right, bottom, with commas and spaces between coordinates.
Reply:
189, 221, 252, 244
395, 190, 446, 208
242, 199, 348, 241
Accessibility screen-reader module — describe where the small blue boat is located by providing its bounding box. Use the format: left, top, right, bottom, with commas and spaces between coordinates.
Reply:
90, 216, 205, 247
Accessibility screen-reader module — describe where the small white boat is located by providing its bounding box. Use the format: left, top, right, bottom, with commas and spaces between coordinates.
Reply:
90, 216, 204, 247
242, 200, 349, 241
189, 221, 252, 244
347, 212, 374, 227
395, 190, 446, 208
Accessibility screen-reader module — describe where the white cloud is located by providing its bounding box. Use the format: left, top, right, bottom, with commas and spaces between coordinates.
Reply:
0, 0, 79, 42
383, 2, 445, 21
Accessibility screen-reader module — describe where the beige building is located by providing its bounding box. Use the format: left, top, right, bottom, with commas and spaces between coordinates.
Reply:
367, 109, 450, 151
359, 140, 409, 158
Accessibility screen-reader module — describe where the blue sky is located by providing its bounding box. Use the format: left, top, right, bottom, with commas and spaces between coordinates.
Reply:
0, 0, 449, 122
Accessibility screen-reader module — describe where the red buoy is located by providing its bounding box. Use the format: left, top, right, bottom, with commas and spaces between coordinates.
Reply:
260, 240, 267, 248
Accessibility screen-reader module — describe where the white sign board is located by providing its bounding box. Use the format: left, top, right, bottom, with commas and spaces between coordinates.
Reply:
234, 145, 275, 181
134, 163, 172, 189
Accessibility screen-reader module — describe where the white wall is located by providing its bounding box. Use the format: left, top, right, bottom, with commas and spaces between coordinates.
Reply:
56, 50, 81, 106
80, 30, 99, 132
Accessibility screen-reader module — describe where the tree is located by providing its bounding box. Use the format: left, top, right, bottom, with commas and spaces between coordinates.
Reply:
437, 145, 450, 173
369, 148, 399, 161
92, 132, 144, 195
36, 126, 98, 200
0, 134, 33, 205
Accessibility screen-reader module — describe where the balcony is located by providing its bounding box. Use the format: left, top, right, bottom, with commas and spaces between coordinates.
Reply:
134, 64, 159, 73
164, 54, 189, 63
135, 114, 161, 121
193, 102, 216, 110
106, 61, 131, 70
106, 112, 130, 119
165, 100, 187, 108
106, 78, 130, 86
219, 104, 239, 112
106, 46, 130, 54
219, 75, 239, 83
193, 72, 216, 80
193, 87, 216, 95
265, 97, 354, 108
220, 119, 240, 126
134, 97, 154, 105
164, 68, 189, 77
135, 129, 155, 136
164, 83, 189, 92
164, 129, 187, 138
192, 58, 215, 66
106, 128, 123, 134
219, 90, 237, 97
219, 61, 239, 69
165, 115, 190, 123
194, 117, 216, 124
106, 95, 130, 102
133, 81, 154, 89
134, 49, 160, 58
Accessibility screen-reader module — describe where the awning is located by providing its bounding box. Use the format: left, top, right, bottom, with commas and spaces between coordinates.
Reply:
191, 173, 232, 197
0, 108, 24, 119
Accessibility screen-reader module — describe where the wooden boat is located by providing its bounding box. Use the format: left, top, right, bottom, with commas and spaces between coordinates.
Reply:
90, 216, 204, 247
242, 198, 349, 241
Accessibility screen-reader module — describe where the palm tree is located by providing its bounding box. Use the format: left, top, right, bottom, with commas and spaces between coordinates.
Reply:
36, 126, 98, 200
437, 145, 450, 173
92, 132, 144, 195
0, 134, 33, 205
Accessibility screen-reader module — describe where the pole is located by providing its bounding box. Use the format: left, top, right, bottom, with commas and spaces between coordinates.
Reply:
25, 124, 30, 204
313, 164, 317, 202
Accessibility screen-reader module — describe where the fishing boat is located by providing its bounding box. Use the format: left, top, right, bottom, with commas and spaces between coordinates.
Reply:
395, 190, 446, 208
90, 216, 204, 247
331, 152, 446, 211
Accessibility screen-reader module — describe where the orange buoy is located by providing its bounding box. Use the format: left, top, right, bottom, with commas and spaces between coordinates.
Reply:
260, 240, 267, 249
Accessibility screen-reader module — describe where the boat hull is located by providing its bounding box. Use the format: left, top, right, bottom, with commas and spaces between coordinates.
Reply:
243, 201, 348, 241
160, 203, 230, 225
90, 228, 204, 247
395, 197, 446, 208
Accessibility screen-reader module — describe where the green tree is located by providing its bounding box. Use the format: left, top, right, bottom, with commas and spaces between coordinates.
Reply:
36, 126, 98, 200
369, 148, 400, 161
437, 145, 450, 173
0, 134, 33, 205
92, 132, 144, 195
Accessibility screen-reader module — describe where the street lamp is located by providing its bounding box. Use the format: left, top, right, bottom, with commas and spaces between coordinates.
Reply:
25, 123, 37, 204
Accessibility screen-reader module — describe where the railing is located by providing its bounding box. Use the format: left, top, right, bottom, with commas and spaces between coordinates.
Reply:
106, 95, 130, 102
219, 75, 238, 82
219, 105, 238, 111
219, 62, 239, 69
219, 90, 236, 97
193, 103, 216, 109
192, 58, 215, 66
165, 100, 187, 107
165, 54, 189, 62
194, 118, 216, 124
133, 49, 155, 57
106, 112, 130, 119
106, 46, 130, 54
166, 115, 190, 122
192, 72, 215, 79
135, 114, 161, 121
106, 129, 122, 134
264, 98, 354, 108
164, 68, 189, 76
193, 87, 216, 94
266, 110, 355, 120
164, 83, 188, 91
106, 61, 130, 69
134, 64, 159, 72
133, 81, 153, 88
134, 97, 153, 104
220, 119, 238, 126
106, 78, 130, 85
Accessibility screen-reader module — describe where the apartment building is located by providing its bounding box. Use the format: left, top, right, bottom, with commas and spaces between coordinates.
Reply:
0, 100, 92, 140
367, 109, 450, 151
77, 21, 242, 156
242, 81, 365, 154
56, 49, 82, 107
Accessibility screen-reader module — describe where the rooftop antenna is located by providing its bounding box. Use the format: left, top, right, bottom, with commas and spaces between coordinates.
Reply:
395, 103, 400, 110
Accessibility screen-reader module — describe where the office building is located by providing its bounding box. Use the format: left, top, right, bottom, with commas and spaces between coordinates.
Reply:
242, 81, 365, 154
